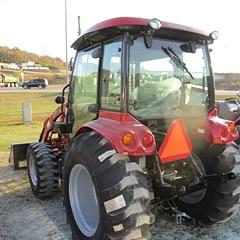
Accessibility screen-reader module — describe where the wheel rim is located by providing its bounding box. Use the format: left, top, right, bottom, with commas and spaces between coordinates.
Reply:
29, 155, 38, 186
69, 164, 100, 237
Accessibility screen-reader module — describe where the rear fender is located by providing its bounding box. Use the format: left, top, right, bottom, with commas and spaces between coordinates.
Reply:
204, 108, 239, 144
75, 111, 156, 156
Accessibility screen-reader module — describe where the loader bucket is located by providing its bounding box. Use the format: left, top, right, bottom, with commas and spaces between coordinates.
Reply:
9, 142, 33, 170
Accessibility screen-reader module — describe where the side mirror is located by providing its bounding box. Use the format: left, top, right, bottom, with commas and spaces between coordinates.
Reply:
55, 96, 65, 104
91, 47, 102, 58
68, 57, 74, 71
144, 30, 154, 48
180, 42, 197, 53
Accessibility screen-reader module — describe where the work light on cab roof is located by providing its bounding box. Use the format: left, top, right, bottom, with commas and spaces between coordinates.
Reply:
210, 31, 219, 40
149, 18, 162, 30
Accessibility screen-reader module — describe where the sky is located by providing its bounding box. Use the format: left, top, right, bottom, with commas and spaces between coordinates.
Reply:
0, 0, 240, 73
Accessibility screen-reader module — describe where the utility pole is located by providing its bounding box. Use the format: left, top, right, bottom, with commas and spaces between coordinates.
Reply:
65, 0, 69, 83
78, 16, 81, 36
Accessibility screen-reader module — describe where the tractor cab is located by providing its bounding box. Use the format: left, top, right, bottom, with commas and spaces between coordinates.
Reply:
70, 18, 214, 122
67, 18, 236, 153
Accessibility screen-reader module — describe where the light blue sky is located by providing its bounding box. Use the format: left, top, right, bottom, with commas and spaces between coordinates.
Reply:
0, 0, 239, 72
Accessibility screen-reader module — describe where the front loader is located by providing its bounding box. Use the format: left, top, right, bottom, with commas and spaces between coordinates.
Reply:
26, 17, 240, 239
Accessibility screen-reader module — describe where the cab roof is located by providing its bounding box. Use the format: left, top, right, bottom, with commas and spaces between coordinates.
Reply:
72, 17, 209, 50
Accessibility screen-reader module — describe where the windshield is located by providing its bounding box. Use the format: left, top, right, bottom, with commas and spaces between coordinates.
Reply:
128, 37, 211, 119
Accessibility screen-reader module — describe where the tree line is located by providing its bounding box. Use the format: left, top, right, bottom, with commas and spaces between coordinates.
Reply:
0, 46, 65, 70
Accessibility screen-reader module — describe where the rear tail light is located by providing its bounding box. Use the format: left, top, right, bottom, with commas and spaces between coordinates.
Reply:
228, 122, 236, 134
122, 132, 135, 146
142, 133, 154, 147
220, 122, 238, 141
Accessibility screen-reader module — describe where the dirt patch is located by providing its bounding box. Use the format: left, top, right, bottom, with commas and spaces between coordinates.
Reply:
0, 153, 240, 240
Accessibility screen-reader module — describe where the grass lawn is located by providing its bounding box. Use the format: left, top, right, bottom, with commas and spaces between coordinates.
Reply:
215, 89, 239, 100
0, 92, 60, 152
0, 90, 237, 154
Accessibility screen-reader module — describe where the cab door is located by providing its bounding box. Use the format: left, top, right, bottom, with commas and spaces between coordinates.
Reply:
69, 47, 100, 135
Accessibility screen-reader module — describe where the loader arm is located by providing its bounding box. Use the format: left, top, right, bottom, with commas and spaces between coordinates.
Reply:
39, 104, 68, 147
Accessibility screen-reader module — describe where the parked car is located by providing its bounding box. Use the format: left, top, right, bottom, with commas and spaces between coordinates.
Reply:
22, 78, 48, 89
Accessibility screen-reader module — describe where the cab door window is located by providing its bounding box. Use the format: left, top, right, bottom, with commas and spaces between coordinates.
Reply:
101, 41, 122, 110
70, 48, 99, 133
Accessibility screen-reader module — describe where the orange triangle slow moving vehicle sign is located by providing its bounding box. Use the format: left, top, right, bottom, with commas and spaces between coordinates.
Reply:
159, 119, 192, 163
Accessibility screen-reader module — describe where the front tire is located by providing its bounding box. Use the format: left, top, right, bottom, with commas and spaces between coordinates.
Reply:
64, 132, 153, 240
27, 143, 59, 199
176, 143, 240, 225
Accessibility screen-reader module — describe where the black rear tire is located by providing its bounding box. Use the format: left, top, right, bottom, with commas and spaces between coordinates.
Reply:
27, 143, 59, 199
176, 143, 240, 225
64, 132, 153, 240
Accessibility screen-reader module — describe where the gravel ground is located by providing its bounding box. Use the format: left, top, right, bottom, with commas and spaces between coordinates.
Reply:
1, 153, 240, 240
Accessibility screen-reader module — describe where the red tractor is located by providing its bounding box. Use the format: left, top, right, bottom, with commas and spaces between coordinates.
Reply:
27, 17, 240, 239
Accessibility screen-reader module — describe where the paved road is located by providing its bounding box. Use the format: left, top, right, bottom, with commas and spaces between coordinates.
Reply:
0, 86, 64, 93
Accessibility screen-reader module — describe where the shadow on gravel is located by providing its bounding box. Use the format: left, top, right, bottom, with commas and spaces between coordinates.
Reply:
38, 194, 72, 239
0, 165, 71, 240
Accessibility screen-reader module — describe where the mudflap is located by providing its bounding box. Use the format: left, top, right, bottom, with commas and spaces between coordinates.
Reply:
9, 142, 34, 170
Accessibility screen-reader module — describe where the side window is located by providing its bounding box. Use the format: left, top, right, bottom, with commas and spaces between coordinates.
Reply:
101, 41, 121, 110
70, 48, 99, 133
